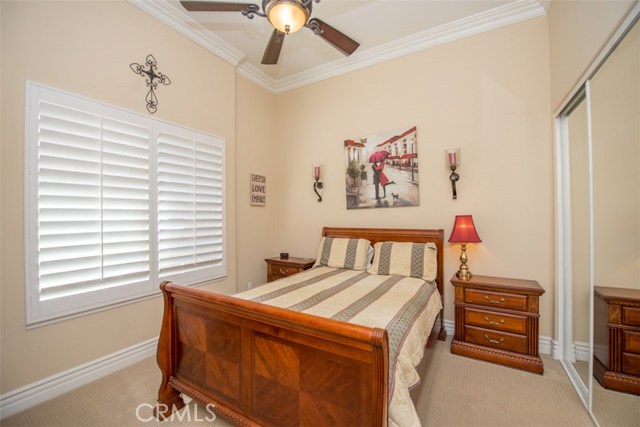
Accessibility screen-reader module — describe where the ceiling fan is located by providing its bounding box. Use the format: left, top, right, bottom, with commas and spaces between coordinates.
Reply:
180, 0, 360, 65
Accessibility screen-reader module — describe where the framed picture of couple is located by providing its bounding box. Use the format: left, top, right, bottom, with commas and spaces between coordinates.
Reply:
344, 126, 420, 209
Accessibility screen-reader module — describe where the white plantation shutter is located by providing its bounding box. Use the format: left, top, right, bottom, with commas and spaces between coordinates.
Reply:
100, 118, 151, 286
36, 101, 104, 297
156, 125, 225, 283
194, 140, 224, 265
25, 82, 226, 325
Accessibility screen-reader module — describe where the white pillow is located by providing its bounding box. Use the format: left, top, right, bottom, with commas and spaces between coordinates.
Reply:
313, 237, 373, 271
368, 241, 438, 281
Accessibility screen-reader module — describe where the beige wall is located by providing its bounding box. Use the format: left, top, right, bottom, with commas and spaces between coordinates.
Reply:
235, 76, 279, 290
0, 1, 237, 392
266, 17, 554, 336
548, 0, 636, 112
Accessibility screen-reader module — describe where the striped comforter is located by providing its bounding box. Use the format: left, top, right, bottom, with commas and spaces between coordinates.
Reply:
235, 266, 443, 427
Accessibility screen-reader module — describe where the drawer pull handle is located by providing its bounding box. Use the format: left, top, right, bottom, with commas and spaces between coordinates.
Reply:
484, 334, 505, 344
279, 268, 287, 274
484, 296, 505, 304
483, 316, 505, 326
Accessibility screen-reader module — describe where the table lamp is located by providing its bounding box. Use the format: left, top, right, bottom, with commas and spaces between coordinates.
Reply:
448, 215, 482, 280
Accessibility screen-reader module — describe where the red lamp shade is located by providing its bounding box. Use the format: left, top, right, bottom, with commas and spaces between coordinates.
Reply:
448, 215, 482, 243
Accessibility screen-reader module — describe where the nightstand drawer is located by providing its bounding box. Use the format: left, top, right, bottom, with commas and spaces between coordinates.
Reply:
465, 289, 528, 312
622, 353, 640, 376
465, 326, 528, 354
465, 308, 527, 335
269, 264, 301, 277
622, 306, 640, 327
624, 330, 640, 354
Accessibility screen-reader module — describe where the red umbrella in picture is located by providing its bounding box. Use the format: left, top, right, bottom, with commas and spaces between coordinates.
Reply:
368, 150, 390, 163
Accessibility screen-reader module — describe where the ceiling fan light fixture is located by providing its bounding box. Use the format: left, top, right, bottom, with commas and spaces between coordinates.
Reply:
265, 0, 309, 34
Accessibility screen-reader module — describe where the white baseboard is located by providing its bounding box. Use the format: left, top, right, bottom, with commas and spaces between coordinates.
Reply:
539, 335, 554, 356
443, 319, 455, 337
0, 337, 158, 420
570, 341, 590, 362
551, 339, 562, 359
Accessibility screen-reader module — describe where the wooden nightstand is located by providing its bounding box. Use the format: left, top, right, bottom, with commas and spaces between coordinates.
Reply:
593, 286, 640, 395
265, 257, 315, 282
451, 274, 545, 374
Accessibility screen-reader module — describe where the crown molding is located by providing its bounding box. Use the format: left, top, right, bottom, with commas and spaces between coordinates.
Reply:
131, 0, 546, 94
235, 62, 280, 93
128, 0, 245, 67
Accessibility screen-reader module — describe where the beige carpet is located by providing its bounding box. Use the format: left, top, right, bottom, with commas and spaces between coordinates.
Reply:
414, 338, 593, 427
574, 359, 640, 427
2, 336, 595, 427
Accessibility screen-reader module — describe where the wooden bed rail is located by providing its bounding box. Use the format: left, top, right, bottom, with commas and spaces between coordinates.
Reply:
156, 281, 389, 426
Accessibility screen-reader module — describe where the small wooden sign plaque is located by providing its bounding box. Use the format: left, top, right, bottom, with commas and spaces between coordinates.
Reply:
250, 174, 266, 206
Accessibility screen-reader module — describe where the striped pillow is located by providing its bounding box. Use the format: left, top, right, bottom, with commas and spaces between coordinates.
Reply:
368, 241, 438, 281
313, 237, 372, 270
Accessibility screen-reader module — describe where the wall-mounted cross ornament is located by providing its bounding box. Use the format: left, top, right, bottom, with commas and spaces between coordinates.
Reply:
129, 54, 171, 114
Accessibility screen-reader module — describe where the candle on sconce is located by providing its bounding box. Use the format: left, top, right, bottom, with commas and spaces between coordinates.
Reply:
312, 165, 323, 202
446, 149, 460, 167
448, 152, 457, 166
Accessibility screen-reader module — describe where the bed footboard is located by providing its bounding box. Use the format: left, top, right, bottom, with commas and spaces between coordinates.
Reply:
156, 281, 389, 427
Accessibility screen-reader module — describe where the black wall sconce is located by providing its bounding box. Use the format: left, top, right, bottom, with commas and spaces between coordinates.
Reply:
313, 164, 324, 202
446, 148, 460, 199
130, 54, 171, 114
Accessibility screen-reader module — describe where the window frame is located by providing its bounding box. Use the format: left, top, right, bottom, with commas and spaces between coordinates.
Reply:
24, 81, 227, 327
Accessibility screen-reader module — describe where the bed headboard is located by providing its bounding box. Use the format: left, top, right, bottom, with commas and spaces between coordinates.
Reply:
322, 227, 446, 340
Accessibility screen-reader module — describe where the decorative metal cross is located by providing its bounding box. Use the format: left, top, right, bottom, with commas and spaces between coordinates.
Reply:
129, 54, 171, 114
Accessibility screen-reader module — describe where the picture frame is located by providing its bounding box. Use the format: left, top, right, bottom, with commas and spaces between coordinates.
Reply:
344, 126, 419, 209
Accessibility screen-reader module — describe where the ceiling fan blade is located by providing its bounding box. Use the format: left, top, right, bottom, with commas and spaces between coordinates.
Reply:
307, 18, 360, 56
262, 29, 285, 65
180, 1, 256, 12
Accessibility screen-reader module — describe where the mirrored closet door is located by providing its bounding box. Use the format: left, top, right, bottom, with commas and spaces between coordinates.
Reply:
589, 13, 640, 427
556, 6, 639, 427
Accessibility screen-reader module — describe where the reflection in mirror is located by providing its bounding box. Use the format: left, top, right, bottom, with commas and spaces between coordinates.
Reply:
589, 16, 640, 427
566, 96, 591, 394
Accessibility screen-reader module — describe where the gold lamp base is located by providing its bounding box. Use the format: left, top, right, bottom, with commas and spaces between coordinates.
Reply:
456, 243, 473, 281
456, 269, 473, 281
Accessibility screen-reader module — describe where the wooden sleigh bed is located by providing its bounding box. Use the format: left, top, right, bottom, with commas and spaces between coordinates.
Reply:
156, 227, 446, 427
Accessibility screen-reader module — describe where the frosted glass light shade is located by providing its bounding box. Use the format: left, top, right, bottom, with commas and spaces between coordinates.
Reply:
266, 0, 309, 34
